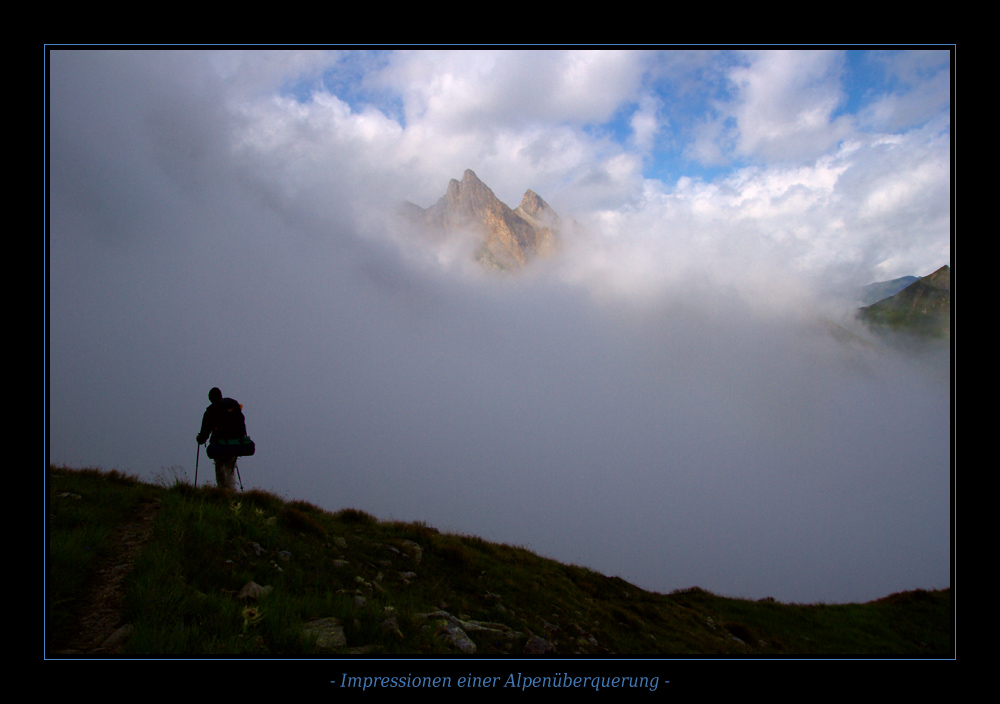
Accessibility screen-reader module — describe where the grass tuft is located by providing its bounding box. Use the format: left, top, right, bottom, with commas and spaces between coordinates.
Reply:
333, 508, 377, 525
278, 506, 327, 537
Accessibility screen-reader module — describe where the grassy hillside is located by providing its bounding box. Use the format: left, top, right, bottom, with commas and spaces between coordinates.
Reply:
47, 466, 952, 657
858, 265, 951, 340
860, 276, 920, 306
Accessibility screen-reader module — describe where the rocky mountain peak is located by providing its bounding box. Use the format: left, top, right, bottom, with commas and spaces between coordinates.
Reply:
443, 169, 486, 202
401, 170, 561, 270
518, 189, 548, 217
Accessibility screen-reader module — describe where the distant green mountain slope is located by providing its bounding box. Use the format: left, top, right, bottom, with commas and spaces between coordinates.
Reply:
857, 265, 951, 339
860, 275, 920, 306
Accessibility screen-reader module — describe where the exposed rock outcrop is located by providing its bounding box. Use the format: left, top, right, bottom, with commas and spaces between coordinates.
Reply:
401, 169, 560, 270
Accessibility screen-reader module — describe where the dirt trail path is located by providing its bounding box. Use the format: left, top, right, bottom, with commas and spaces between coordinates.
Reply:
53, 498, 161, 654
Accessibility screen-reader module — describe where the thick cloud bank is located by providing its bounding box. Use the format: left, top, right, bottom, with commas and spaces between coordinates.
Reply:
47, 50, 951, 603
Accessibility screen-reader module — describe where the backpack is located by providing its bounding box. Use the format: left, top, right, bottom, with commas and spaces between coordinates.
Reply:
215, 398, 248, 438
207, 398, 255, 459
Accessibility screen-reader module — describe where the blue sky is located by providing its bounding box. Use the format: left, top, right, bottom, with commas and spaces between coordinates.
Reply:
48, 49, 952, 604
225, 48, 950, 291
280, 49, 949, 183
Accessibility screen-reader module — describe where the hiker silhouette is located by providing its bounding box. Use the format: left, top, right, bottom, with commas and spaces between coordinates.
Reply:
196, 387, 253, 490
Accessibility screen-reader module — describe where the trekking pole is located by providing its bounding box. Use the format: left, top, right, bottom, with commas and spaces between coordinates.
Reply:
195, 443, 200, 488
235, 459, 244, 491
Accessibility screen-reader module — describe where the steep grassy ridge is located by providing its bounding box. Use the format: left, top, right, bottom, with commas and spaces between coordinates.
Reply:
47, 466, 952, 656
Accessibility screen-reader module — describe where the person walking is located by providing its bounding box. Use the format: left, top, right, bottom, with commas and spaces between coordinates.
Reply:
196, 387, 248, 491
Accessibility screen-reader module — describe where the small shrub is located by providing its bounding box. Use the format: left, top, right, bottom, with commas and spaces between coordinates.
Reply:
388, 520, 439, 542
168, 482, 198, 498
437, 541, 471, 567
106, 469, 140, 484
334, 508, 377, 525
459, 534, 497, 557
200, 486, 234, 504
242, 488, 285, 513
288, 499, 323, 514
279, 507, 327, 537
153, 466, 189, 488
670, 586, 709, 596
